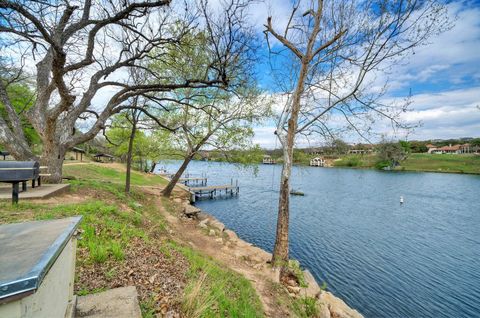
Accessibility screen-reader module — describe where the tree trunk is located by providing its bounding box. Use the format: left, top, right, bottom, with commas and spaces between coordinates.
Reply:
41, 142, 66, 183
162, 152, 195, 197
0, 120, 36, 161
272, 139, 292, 273
271, 59, 309, 280
125, 120, 137, 194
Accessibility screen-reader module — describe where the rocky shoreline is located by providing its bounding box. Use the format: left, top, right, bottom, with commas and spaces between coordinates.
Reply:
173, 195, 363, 318
161, 174, 363, 317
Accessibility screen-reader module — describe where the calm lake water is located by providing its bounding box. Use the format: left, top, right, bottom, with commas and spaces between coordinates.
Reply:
155, 161, 480, 318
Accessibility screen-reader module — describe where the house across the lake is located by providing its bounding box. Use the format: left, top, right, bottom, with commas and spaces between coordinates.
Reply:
426, 143, 478, 154
348, 144, 374, 154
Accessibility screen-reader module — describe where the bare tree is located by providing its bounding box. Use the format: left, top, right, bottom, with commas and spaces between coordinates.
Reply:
0, 0, 255, 182
264, 0, 449, 280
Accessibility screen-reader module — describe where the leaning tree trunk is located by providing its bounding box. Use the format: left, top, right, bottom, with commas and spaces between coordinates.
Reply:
125, 120, 137, 194
162, 152, 195, 197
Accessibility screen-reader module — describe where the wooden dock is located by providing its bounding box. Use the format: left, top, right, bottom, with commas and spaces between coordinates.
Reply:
157, 174, 208, 186
178, 177, 208, 186
189, 184, 239, 199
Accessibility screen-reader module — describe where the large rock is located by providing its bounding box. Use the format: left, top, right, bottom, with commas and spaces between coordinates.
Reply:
197, 218, 209, 229
287, 285, 301, 294
318, 291, 364, 318
197, 212, 209, 221
319, 303, 331, 318
236, 240, 252, 248
224, 229, 238, 241
300, 269, 321, 298
209, 219, 225, 232
183, 205, 201, 217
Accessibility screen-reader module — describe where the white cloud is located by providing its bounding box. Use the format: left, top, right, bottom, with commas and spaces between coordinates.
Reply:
254, 86, 480, 148
376, 2, 480, 93
252, 126, 277, 148
408, 86, 480, 110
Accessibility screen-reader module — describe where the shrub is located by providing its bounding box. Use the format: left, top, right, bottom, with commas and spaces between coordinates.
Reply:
292, 297, 319, 318
375, 160, 391, 170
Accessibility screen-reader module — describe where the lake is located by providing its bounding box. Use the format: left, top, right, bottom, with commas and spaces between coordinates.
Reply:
155, 161, 480, 318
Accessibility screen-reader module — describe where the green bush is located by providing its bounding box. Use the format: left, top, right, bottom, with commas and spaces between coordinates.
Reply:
375, 160, 391, 169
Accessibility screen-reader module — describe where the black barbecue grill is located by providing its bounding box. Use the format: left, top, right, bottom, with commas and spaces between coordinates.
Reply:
0, 161, 40, 204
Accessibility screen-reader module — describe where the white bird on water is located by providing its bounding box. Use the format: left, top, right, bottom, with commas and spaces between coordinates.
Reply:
400, 196, 404, 204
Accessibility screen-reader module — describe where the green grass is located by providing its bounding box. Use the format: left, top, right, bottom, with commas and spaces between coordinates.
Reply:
291, 297, 319, 318
333, 154, 377, 168
332, 153, 480, 174
400, 153, 480, 174
63, 163, 168, 186
0, 182, 151, 265
167, 241, 264, 318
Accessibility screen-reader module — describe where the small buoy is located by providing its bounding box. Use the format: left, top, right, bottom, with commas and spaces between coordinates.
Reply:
400, 196, 404, 204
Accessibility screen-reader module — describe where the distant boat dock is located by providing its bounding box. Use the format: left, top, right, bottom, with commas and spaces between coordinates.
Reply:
155, 167, 238, 201
178, 177, 208, 186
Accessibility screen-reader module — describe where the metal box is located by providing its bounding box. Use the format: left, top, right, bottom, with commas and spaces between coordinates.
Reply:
0, 216, 82, 318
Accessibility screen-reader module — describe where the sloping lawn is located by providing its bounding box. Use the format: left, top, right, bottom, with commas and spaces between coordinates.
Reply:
400, 153, 480, 174
63, 163, 168, 186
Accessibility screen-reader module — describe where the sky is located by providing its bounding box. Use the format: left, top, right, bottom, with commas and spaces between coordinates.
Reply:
247, 0, 480, 149
15, 0, 476, 149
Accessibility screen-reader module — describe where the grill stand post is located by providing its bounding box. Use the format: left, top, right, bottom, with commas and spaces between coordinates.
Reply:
12, 182, 19, 204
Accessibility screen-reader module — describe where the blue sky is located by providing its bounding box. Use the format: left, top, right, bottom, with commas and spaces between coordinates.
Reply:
248, 0, 480, 148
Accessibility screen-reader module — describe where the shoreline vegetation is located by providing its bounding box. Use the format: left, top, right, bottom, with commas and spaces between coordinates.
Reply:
0, 162, 362, 318
197, 152, 480, 175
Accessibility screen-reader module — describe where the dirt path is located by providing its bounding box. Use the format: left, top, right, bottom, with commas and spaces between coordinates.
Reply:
142, 187, 292, 317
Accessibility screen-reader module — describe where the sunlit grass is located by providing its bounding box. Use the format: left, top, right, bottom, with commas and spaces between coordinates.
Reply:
167, 241, 264, 318
63, 163, 168, 186
400, 153, 480, 174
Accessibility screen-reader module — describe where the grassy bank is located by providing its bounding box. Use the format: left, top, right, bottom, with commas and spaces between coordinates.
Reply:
63, 163, 168, 186
332, 154, 377, 168
0, 163, 263, 317
399, 153, 480, 174
332, 153, 480, 174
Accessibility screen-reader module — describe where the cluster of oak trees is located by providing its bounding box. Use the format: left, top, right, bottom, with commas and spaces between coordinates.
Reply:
1, 0, 448, 281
